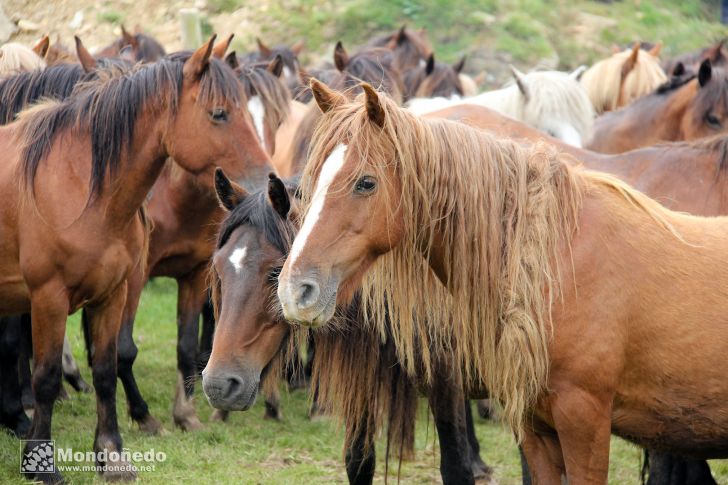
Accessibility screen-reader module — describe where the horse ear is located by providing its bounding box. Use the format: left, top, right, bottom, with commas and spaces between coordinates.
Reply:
267, 173, 291, 218
648, 42, 662, 57
291, 40, 304, 56
214, 168, 248, 212
32, 35, 50, 59
672, 62, 685, 77
256, 38, 272, 57
268, 54, 284, 78
425, 53, 435, 75
453, 56, 466, 74
74, 36, 97, 73
224, 51, 239, 69
310, 78, 345, 114
621, 42, 640, 78
509, 65, 529, 101
212, 33, 234, 59
361, 83, 385, 127
184, 35, 217, 82
698, 59, 712, 87
298, 66, 313, 85
121, 25, 138, 48
334, 41, 349, 72
396, 25, 407, 45
570, 65, 587, 81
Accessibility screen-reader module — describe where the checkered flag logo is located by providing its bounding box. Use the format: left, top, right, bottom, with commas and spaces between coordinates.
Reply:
20, 440, 55, 474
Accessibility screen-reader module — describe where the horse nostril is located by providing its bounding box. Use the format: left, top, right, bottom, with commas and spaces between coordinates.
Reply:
296, 280, 320, 309
224, 376, 242, 400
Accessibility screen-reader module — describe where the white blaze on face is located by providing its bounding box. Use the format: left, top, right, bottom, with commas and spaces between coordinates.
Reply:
283, 66, 293, 80
229, 245, 248, 274
288, 144, 347, 267
247, 96, 266, 146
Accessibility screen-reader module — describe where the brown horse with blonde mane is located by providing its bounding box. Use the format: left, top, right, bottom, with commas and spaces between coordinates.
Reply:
277, 81, 728, 483
588, 59, 728, 153
0, 36, 270, 483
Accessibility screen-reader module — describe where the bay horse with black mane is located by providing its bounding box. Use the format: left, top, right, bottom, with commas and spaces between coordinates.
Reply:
277, 81, 728, 483
203, 171, 493, 484
0, 36, 271, 483
588, 59, 728, 153
112, 43, 280, 432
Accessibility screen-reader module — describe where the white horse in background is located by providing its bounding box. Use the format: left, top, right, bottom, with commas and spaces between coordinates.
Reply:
407, 66, 594, 147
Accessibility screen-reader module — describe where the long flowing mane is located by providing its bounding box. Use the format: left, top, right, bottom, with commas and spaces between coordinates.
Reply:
302, 91, 681, 440
210, 185, 416, 463
580, 48, 667, 113
16, 55, 241, 199
0, 59, 130, 125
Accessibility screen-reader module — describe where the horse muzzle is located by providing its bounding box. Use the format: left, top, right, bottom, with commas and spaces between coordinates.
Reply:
201, 367, 259, 411
277, 270, 338, 327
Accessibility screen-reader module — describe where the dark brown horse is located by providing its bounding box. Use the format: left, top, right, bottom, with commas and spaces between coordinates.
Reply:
203, 171, 493, 484
367, 25, 432, 71
0, 37, 270, 483
95, 25, 166, 62
588, 59, 728, 153
402, 53, 465, 102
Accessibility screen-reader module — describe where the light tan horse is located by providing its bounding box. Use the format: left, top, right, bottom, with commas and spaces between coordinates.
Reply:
277, 81, 728, 483
580, 42, 666, 113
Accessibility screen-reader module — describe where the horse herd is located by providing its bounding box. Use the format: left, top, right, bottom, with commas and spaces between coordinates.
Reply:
0, 23, 727, 485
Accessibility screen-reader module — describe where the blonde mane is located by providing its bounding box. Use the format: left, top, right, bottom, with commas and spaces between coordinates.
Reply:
581, 48, 667, 113
0, 43, 46, 78
302, 91, 587, 439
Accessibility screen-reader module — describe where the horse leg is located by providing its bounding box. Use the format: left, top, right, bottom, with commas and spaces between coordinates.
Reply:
428, 370, 474, 485
0, 316, 31, 437
645, 450, 717, 485
464, 400, 493, 481
61, 335, 91, 393
116, 267, 163, 435
173, 269, 206, 431
85, 282, 137, 481
22, 284, 68, 484
198, 293, 215, 373
550, 386, 611, 484
345, 416, 376, 485
18, 314, 34, 412
520, 427, 563, 485
263, 384, 282, 421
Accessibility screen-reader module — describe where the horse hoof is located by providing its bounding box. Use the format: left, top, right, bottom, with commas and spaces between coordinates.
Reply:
137, 415, 165, 436
210, 409, 229, 422
174, 415, 204, 431
476, 399, 492, 420
14, 414, 32, 438
76, 380, 92, 393
263, 409, 282, 421
25, 470, 65, 484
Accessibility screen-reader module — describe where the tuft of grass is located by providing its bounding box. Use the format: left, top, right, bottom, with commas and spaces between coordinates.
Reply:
97, 9, 125, 25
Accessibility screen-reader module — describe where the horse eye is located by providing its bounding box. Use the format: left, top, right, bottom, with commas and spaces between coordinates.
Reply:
209, 108, 228, 123
354, 176, 377, 195
706, 113, 722, 129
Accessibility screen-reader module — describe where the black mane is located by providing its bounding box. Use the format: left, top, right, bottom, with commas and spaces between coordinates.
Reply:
19, 55, 241, 199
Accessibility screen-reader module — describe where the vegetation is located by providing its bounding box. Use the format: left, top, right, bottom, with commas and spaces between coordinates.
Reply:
1, 278, 727, 483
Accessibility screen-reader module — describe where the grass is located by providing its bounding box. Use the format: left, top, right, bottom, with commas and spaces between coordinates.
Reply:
1, 278, 727, 483
207, 0, 727, 82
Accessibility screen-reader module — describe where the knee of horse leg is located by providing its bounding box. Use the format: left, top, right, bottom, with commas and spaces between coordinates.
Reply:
31, 361, 63, 404
117, 335, 139, 371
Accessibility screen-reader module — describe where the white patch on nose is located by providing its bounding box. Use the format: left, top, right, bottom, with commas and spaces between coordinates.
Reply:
247, 96, 266, 146
229, 245, 248, 274
288, 144, 347, 267
283, 66, 293, 80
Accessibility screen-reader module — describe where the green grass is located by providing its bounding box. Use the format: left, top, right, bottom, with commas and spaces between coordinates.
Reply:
96, 9, 125, 25
1, 278, 727, 483
211, 0, 727, 80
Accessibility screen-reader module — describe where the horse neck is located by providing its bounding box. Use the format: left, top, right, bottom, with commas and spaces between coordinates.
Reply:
472, 87, 520, 118
150, 162, 219, 218
102, 108, 171, 225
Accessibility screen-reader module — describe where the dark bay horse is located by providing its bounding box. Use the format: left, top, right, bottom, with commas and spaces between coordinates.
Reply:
367, 25, 432, 71
0, 36, 270, 483
278, 81, 728, 483
402, 53, 465, 102
95, 25, 166, 62
588, 59, 728, 153
203, 171, 492, 484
